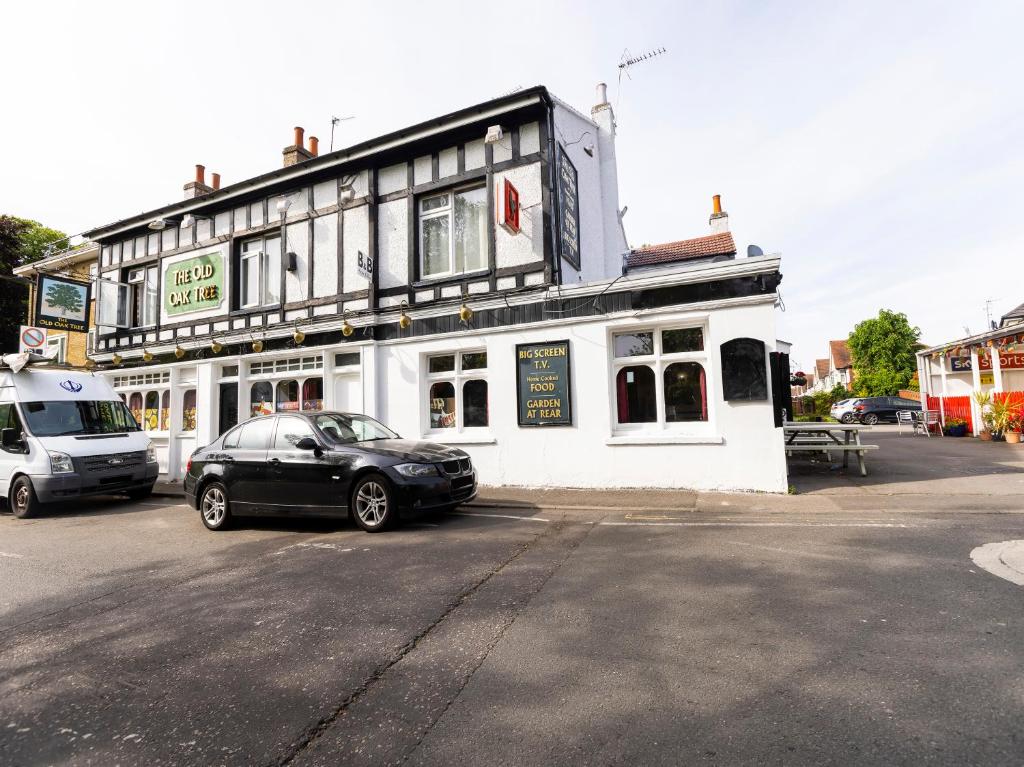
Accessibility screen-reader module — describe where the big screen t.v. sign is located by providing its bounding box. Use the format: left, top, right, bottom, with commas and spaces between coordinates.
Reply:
516, 340, 573, 426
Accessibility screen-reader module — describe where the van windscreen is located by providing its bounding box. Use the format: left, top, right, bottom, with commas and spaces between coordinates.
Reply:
22, 401, 140, 437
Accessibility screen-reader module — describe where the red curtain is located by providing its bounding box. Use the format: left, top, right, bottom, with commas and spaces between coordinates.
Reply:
699, 366, 707, 421
616, 370, 628, 422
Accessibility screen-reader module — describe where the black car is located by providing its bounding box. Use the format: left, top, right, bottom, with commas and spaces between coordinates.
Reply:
854, 396, 922, 424
183, 412, 476, 532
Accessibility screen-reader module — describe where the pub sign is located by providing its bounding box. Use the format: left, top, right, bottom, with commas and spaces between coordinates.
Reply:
34, 275, 91, 333
163, 252, 224, 316
516, 340, 573, 426
555, 146, 581, 268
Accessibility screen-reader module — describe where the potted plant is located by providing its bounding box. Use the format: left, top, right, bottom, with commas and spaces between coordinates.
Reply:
973, 390, 994, 440
944, 417, 968, 437
1005, 414, 1023, 445
989, 396, 1017, 442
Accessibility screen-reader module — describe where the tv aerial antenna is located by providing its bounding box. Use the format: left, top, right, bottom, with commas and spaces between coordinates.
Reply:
330, 115, 355, 152
616, 46, 667, 107
984, 297, 1001, 330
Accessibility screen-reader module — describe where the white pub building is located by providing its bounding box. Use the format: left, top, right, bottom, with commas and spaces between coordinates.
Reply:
86, 84, 789, 492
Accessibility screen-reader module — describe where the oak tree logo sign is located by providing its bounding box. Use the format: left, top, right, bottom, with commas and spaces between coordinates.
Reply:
44, 282, 85, 318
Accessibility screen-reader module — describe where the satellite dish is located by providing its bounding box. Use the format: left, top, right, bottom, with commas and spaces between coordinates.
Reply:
747, 244, 764, 258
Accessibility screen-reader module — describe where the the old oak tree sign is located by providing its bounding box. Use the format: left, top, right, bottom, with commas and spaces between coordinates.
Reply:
516, 340, 573, 426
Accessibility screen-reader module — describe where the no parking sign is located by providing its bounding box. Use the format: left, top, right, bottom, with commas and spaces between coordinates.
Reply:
19, 325, 48, 355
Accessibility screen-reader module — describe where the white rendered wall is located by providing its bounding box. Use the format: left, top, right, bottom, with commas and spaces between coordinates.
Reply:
552, 100, 627, 284
377, 200, 408, 289
376, 299, 787, 493
494, 161, 544, 270
343, 205, 371, 293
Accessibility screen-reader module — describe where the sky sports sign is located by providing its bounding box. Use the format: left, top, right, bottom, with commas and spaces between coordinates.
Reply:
950, 352, 1024, 371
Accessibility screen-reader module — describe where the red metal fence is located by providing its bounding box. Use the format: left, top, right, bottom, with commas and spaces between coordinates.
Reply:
927, 395, 973, 431
927, 390, 1024, 433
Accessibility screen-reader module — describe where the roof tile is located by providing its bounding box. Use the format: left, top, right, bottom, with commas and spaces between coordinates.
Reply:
626, 232, 736, 268
830, 339, 852, 369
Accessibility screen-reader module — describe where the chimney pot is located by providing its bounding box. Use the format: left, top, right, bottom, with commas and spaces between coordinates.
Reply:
596, 82, 608, 106
293, 126, 304, 147
211, 172, 221, 190
195, 164, 206, 184
309, 136, 319, 157
709, 194, 729, 233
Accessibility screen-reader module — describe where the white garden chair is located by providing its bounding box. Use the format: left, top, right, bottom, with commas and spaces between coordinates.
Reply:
896, 410, 916, 435
919, 409, 942, 437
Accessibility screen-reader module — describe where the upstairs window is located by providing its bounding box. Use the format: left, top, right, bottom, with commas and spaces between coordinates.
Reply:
419, 186, 487, 279
127, 266, 158, 327
239, 235, 281, 308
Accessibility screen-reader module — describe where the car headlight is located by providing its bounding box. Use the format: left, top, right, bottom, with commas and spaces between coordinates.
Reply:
48, 451, 74, 474
393, 463, 440, 478
146, 441, 157, 463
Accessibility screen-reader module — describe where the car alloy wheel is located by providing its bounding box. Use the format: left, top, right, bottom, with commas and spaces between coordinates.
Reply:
863, 413, 879, 425
841, 413, 854, 424
201, 484, 229, 530
354, 478, 391, 531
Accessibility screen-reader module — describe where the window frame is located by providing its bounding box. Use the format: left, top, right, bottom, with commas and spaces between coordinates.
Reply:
417, 183, 489, 281
423, 349, 489, 436
237, 233, 282, 310
123, 264, 158, 328
610, 323, 712, 434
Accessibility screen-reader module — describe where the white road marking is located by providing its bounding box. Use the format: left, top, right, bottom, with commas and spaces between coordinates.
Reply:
970, 540, 1024, 586
598, 521, 912, 528
452, 512, 550, 523
0, 551, 24, 559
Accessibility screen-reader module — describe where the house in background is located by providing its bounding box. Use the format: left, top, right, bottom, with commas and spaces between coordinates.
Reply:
13, 243, 99, 366
807, 340, 853, 393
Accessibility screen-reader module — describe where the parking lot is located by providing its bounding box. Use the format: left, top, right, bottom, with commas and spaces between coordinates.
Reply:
4, 453, 1024, 767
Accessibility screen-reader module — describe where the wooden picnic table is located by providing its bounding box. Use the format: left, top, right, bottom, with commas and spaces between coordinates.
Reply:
782, 421, 878, 477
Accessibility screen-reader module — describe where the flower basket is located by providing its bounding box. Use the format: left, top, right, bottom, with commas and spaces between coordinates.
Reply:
946, 424, 967, 437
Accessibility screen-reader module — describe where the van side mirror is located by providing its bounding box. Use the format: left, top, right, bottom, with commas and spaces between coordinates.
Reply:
295, 436, 322, 456
1, 428, 26, 453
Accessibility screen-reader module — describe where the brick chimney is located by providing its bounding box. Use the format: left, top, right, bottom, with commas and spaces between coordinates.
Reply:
184, 164, 213, 199
282, 126, 313, 167
709, 194, 729, 233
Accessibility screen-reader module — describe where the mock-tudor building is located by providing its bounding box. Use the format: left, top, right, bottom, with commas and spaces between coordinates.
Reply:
83, 84, 788, 492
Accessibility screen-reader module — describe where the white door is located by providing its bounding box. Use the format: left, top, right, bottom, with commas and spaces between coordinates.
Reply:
334, 375, 362, 413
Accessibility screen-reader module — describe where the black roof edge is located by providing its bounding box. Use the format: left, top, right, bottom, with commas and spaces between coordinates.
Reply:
85, 85, 552, 239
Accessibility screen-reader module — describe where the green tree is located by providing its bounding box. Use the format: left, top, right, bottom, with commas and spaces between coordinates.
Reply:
848, 309, 921, 397
0, 216, 68, 352
43, 282, 84, 317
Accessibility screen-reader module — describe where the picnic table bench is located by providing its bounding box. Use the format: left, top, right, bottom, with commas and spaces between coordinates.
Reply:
783, 422, 878, 477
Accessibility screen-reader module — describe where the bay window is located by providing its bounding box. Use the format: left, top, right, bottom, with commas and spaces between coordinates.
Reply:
613, 326, 708, 428
425, 351, 488, 432
419, 186, 487, 279
239, 235, 281, 308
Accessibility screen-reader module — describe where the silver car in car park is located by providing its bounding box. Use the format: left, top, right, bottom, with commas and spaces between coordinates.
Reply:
830, 398, 861, 423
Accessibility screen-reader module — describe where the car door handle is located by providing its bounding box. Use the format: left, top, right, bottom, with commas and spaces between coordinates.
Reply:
220, 455, 234, 463
268, 458, 281, 466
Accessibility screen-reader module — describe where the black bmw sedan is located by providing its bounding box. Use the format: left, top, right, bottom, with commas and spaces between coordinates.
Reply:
183, 412, 476, 532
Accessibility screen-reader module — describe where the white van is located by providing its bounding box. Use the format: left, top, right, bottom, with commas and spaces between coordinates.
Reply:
0, 367, 158, 519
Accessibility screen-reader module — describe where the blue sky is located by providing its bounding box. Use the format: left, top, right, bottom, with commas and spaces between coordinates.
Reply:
2, 1, 1021, 369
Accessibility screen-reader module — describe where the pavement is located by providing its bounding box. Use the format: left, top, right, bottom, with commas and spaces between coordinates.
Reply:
3, 425, 1024, 766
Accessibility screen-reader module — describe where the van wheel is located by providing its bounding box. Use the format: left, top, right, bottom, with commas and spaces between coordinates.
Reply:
200, 482, 232, 530
10, 477, 43, 519
352, 474, 396, 532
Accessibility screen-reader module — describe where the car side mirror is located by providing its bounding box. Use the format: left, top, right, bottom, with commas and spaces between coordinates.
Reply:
295, 436, 323, 456
1, 428, 26, 453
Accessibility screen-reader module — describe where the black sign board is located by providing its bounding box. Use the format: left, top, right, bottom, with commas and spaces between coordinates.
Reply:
34, 274, 91, 333
556, 146, 581, 269
516, 340, 573, 426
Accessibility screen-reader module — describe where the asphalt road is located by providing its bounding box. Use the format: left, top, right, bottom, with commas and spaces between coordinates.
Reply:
2, 496, 1024, 766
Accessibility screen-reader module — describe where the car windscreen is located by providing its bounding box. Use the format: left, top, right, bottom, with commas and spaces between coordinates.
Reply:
314, 413, 399, 444
21, 400, 140, 437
